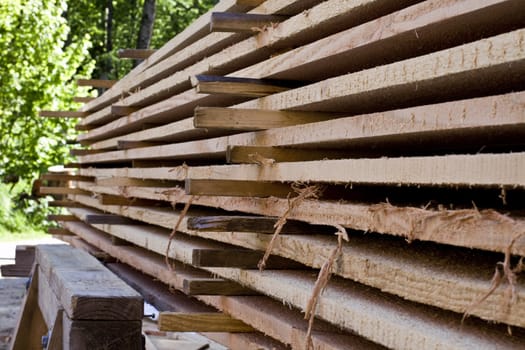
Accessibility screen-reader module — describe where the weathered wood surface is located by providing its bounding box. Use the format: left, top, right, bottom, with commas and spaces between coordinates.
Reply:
58, 220, 383, 350
70, 185, 525, 257
185, 178, 292, 197
9, 266, 48, 350
192, 248, 303, 269
77, 79, 116, 89
191, 74, 292, 97
117, 49, 156, 59
60, 215, 525, 349
64, 197, 525, 327
35, 244, 143, 321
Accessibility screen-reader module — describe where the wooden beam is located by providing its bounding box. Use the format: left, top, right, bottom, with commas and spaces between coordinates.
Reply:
117, 48, 156, 59
36, 244, 143, 320
77, 90, 525, 161
40, 173, 94, 182
9, 266, 48, 350
56, 220, 409, 349
47, 227, 74, 236
187, 215, 320, 234
84, 214, 138, 225
39, 187, 87, 195
111, 105, 139, 116
193, 106, 335, 130
45, 309, 63, 350
79, 0, 327, 115
70, 148, 104, 156
186, 153, 525, 188
159, 312, 255, 332
192, 248, 303, 269
210, 12, 288, 32
77, 79, 117, 89
39, 110, 89, 118
47, 215, 80, 222
63, 208, 525, 348
191, 74, 294, 97
227, 145, 354, 163
185, 179, 292, 197
117, 140, 162, 150
96, 176, 174, 187
239, 27, 525, 112
98, 194, 163, 207
182, 277, 258, 296
48, 200, 85, 208
73, 96, 96, 103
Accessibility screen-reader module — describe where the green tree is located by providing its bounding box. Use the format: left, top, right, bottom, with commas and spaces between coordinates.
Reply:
0, 0, 93, 230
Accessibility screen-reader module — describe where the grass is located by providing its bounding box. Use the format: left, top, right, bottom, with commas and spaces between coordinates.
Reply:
0, 182, 47, 242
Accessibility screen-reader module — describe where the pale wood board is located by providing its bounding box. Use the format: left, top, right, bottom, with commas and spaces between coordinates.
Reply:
70, 189, 525, 256
79, 0, 419, 129
60, 214, 525, 349
78, 89, 525, 159
59, 220, 383, 350
185, 152, 525, 188
65, 204, 525, 327
238, 28, 525, 112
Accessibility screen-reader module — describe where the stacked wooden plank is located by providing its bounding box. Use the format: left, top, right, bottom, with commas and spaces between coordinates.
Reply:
41, 0, 525, 348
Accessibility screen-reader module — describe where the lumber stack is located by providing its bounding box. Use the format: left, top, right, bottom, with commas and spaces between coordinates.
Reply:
41, 0, 525, 349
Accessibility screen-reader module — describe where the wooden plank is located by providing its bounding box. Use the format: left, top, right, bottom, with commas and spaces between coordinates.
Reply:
67, 192, 525, 327
37, 266, 62, 329
210, 12, 288, 32
84, 214, 138, 225
192, 248, 303, 269
159, 312, 255, 332
79, 0, 314, 116
47, 215, 80, 222
46, 309, 63, 350
98, 194, 163, 207
239, 27, 525, 113
77, 79, 116, 89
194, 106, 335, 130
187, 153, 525, 188
39, 187, 86, 196
117, 48, 156, 59
185, 179, 292, 197
69, 149, 103, 156
81, 0, 419, 121
9, 266, 48, 350
106, 262, 284, 350
78, 88, 525, 161
69, 214, 525, 348
76, 0, 521, 134
39, 111, 88, 118
59, 220, 387, 350
48, 200, 85, 208
62, 317, 142, 350
40, 174, 94, 182
187, 215, 320, 234
35, 244, 143, 321
47, 228, 74, 236
111, 105, 139, 116
182, 277, 258, 296
117, 140, 161, 149
191, 74, 293, 97
73, 97, 95, 103
95, 176, 175, 187
227, 145, 354, 163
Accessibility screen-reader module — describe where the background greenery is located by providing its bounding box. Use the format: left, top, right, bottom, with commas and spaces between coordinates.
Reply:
0, 0, 215, 235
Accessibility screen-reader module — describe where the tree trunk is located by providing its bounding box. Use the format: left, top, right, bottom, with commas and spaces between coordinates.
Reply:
134, 0, 156, 67
99, 0, 114, 91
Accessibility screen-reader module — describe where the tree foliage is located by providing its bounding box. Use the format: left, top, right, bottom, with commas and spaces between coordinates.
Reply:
66, 0, 217, 80
0, 0, 93, 230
